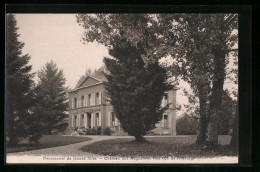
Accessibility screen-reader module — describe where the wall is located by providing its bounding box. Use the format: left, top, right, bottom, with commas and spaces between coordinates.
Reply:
68, 82, 177, 136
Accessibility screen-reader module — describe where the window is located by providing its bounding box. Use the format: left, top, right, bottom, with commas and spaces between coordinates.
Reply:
112, 112, 115, 126
96, 92, 99, 105
81, 114, 84, 119
74, 98, 77, 108
75, 115, 77, 127
163, 115, 168, 128
88, 94, 91, 106
81, 96, 84, 107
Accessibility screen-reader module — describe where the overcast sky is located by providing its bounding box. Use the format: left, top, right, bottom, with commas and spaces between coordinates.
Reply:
15, 14, 110, 88
14, 14, 237, 117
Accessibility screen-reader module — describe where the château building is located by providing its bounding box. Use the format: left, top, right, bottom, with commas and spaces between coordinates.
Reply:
68, 75, 178, 135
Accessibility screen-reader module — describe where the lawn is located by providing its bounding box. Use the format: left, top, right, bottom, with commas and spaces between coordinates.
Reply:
6, 135, 91, 153
80, 135, 237, 158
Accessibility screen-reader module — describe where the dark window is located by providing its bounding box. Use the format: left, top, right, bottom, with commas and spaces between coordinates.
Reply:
163, 115, 168, 128
112, 112, 115, 126
82, 114, 84, 119
74, 98, 77, 108
81, 96, 84, 107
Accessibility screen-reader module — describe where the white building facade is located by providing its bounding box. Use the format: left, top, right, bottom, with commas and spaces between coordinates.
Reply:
68, 75, 178, 135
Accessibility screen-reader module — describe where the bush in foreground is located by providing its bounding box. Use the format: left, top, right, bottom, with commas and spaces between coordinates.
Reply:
103, 127, 111, 135
176, 114, 198, 135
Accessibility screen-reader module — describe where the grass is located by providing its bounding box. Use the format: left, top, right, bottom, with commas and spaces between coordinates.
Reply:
80, 135, 237, 158
6, 135, 91, 153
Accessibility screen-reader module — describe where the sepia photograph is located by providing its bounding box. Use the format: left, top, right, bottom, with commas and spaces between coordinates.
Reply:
5, 12, 240, 164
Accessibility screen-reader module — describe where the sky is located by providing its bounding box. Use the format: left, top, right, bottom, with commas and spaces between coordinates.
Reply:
15, 14, 110, 89
14, 14, 238, 117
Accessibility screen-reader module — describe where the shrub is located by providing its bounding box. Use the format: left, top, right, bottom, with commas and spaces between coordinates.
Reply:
96, 127, 102, 135
176, 115, 198, 135
86, 128, 96, 135
103, 127, 111, 135
77, 127, 86, 135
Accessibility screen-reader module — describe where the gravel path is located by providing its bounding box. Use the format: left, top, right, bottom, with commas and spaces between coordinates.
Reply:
6, 135, 238, 164
7, 135, 131, 157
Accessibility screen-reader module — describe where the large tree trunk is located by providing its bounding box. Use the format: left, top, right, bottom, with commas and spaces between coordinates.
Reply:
134, 134, 145, 142
196, 87, 208, 144
207, 109, 220, 145
230, 99, 238, 148
207, 46, 225, 145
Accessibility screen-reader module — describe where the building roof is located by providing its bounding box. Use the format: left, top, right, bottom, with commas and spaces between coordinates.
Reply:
67, 75, 107, 93
75, 75, 106, 89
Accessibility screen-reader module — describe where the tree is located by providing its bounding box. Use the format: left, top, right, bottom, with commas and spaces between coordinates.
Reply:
76, 14, 212, 143
155, 14, 238, 145
103, 38, 171, 141
76, 13, 238, 145
176, 113, 199, 135
30, 61, 68, 141
200, 14, 237, 145
6, 14, 35, 146
218, 90, 237, 135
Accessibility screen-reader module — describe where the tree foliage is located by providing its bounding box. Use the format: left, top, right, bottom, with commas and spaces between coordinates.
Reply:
6, 14, 35, 145
176, 114, 199, 135
103, 39, 171, 141
157, 14, 238, 144
29, 61, 68, 141
76, 13, 238, 145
